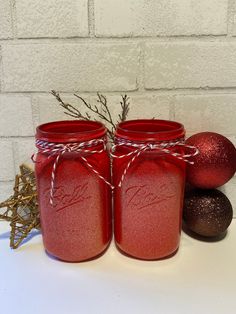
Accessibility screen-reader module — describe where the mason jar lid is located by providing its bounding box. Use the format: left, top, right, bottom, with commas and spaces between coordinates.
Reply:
115, 119, 185, 142
36, 120, 106, 143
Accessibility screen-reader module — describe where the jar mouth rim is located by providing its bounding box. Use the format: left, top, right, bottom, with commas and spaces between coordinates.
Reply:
36, 120, 106, 143
116, 119, 185, 141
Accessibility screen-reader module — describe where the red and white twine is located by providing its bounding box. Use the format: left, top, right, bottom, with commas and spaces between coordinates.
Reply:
33, 136, 199, 206
111, 138, 199, 187
34, 138, 113, 205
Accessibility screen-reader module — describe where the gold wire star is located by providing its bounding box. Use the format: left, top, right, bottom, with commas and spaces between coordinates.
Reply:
0, 164, 40, 249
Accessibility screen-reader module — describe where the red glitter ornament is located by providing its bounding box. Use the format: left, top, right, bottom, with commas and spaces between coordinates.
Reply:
186, 132, 236, 189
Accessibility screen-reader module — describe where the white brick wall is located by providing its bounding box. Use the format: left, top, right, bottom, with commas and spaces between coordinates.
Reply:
13, 138, 35, 169
0, 95, 34, 136
36, 94, 172, 123
0, 0, 235, 215
145, 42, 236, 89
174, 95, 236, 135
102, 94, 173, 121
232, 1, 236, 35
0, 0, 12, 39
0, 140, 15, 181
2, 43, 139, 91
220, 177, 236, 213
0, 181, 14, 202
36, 94, 98, 123
95, 0, 228, 37
16, 0, 88, 38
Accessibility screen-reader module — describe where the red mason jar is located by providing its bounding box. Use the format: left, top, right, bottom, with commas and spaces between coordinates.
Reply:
113, 119, 186, 260
35, 120, 112, 262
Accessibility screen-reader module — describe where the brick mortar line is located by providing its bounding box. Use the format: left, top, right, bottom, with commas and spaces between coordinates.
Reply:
137, 42, 145, 91
10, 0, 17, 39
0, 46, 6, 91
0, 181, 15, 188
0, 180, 14, 183
227, 0, 235, 36
2, 35, 236, 45
88, 0, 95, 37
11, 137, 18, 176
31, 95, 40, 129
169, 99, 175, 121
144, 86, 236, 92
0, 46, 2, 92
3, 88, 236, 95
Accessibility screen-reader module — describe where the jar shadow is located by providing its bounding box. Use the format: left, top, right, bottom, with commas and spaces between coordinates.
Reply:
0, 231, 11, 239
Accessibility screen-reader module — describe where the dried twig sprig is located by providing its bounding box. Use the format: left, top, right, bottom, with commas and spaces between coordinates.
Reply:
51, 91, 130, 140
119, 95, 130, 122
74, 92, 116, 139
51, 90, 91, 120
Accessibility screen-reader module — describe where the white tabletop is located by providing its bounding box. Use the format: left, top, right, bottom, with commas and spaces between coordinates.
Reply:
0, 220, 236, 314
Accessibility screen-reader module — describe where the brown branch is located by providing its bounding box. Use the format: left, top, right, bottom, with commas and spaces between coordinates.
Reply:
118, 95, 130, 122
97, 93, 116, 131
52, 91, 131, 141
51, 90, 91, 120
74, 93, 116, 132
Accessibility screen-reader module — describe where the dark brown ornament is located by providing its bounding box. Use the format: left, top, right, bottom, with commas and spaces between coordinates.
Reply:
183, 189, 233, 237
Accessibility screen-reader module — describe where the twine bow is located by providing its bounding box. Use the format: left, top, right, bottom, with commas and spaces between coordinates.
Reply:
33, 138, 113, 205
111, 138, 199, 187
33, 137, 199, 205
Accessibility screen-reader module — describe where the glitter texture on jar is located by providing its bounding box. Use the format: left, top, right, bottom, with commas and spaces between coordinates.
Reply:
112, 119, 187, 260
35, 120, 112, 262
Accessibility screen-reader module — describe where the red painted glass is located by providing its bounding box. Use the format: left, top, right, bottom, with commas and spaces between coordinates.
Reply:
113, 119, 186, 260
35, 121, 112, 262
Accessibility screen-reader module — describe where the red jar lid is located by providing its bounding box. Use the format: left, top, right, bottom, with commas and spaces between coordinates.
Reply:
36, 120, 106, 143
115, 119, 185, 142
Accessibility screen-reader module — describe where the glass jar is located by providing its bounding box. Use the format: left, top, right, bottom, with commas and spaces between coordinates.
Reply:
35, 120, 112, 262
112, 119, 186, 260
